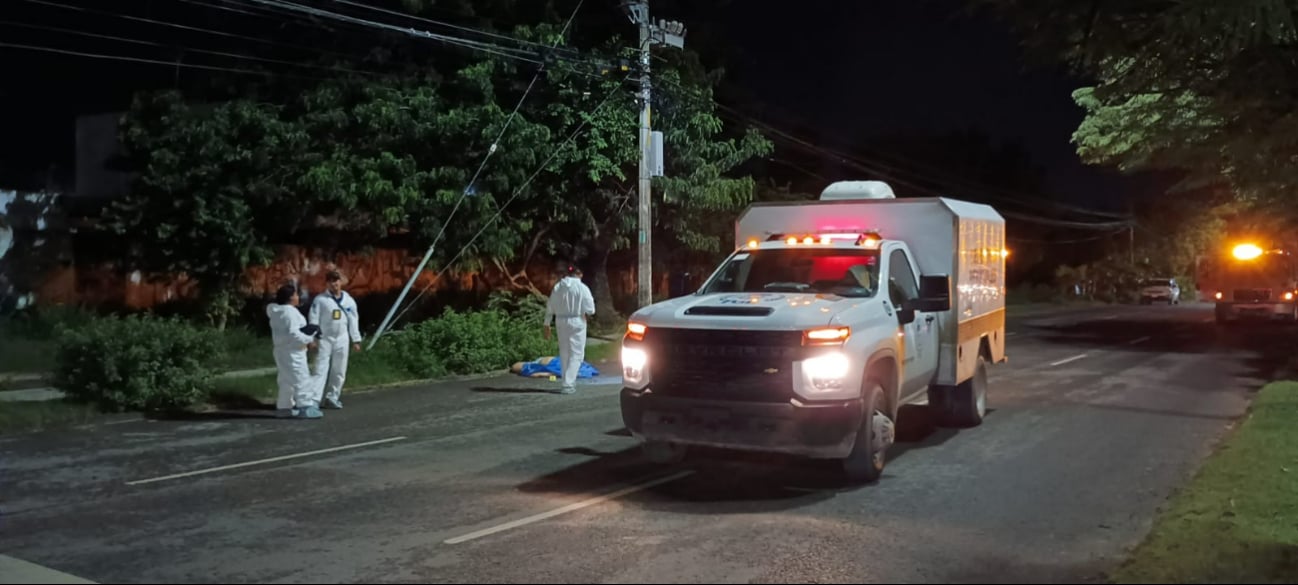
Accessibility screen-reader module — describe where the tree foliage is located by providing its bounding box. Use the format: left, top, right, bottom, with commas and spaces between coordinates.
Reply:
977, 0, 1298, 209
111, 93, 303, 328
112, 3, 771, 325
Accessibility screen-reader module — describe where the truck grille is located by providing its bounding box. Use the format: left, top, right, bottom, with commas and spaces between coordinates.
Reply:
1234, 289, 1271, 303
645, 328, 805, 403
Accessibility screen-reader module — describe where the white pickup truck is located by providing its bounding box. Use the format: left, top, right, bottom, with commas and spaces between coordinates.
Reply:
620, 181, 1007, 482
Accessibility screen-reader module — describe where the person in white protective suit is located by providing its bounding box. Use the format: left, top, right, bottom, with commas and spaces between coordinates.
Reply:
544, 265, 595, 395
267, 284, 323, 419
308, 270, 362, 410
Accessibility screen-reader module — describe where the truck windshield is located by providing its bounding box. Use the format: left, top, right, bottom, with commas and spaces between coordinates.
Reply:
701, 248, 881, 298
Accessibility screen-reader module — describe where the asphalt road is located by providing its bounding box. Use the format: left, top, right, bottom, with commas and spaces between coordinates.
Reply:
0, 304, 1289, 584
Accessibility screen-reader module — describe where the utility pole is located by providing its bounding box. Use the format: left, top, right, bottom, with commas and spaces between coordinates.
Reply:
620, 1, 685, 308
1128, 202, 1136, 266
1129, 224, 1135, 265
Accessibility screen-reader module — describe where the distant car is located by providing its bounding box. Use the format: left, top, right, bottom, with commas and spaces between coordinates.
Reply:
1139, 278, 1181, 305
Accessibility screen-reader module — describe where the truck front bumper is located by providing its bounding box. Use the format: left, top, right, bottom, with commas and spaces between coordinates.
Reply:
1217, 302, 1297, 321
620, 388, 864, 459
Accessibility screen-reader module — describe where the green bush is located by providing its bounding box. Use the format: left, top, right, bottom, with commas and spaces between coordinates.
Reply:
484, 291, 548, 327
54, 315, 224, 412
389, 308, 552, 377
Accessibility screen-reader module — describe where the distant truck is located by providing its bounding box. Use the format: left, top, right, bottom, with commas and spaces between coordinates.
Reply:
619, 181, 1007, 483
1199, 243, 1298, 324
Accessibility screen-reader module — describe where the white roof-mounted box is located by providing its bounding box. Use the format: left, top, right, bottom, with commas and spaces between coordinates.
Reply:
819, 180, 897, 201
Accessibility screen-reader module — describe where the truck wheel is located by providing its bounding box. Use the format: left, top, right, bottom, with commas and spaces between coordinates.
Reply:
932, 354, 988, 428
841, 382, 894, 484
642, 441, 687, 464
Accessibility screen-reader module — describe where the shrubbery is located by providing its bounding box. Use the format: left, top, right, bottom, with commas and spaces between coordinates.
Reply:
33, 292, 556, 413
54, 314, 223, 412
388, 304, 552, 378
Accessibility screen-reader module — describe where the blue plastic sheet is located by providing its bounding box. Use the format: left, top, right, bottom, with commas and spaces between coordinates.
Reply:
518, 358, 600, 379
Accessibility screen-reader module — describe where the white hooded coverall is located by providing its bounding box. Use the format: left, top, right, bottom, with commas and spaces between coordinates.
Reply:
308, 291, 362, 404
266, 303, 318, 410
545, 276, 596, 391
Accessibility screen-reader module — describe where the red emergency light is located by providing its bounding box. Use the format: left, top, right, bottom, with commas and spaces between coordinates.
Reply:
765, 231, 882, 247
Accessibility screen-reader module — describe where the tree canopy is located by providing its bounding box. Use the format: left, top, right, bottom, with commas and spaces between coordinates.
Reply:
109, 3, 772, 324
977, 0, 1298, 210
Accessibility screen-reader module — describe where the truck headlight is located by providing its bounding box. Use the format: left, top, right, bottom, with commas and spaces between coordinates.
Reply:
804, 352, 850, 391
622, 347, 649, 382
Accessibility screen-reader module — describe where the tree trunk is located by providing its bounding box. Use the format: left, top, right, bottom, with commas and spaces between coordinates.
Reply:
204, 283, 236, 332
589, 231, 621, 331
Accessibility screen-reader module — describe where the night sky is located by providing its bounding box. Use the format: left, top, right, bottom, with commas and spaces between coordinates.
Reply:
0, 0, 1147, 212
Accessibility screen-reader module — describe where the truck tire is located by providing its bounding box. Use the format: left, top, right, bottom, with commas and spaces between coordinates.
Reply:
841, 381, 894, 484
642, 441, 687, 464
931, 354, 988, 428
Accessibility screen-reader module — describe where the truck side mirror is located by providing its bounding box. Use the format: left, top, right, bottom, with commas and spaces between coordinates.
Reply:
905, 274, 952, 313
897, 307, 917, 325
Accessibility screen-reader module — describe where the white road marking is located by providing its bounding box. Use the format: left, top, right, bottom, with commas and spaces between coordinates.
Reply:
126, 436, 407, 486
1049, 354, 1090, 367
1127, 336, 1152, 346
1101, 315, 1119, 320
444, 471, 695, 545
0, 555, 97, 584
1006, 332, 1018, 337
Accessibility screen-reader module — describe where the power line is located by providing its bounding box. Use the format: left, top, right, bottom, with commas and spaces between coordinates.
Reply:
1009, 230, 1129, 244
726, 107, 1130, 229
19, 0, 357, 62
1000, 210, 1132, 230
382, 71, 635, 335
326, 0, 553, 52
0, 20, 377, 77
172, 0, 279, 20
0, 40, 332, 80
370, 0, 588, 345
651, 73, 1131, 223
718, 104, 1130, 228
245, 0, 549, 65
676, 63, 1133, 221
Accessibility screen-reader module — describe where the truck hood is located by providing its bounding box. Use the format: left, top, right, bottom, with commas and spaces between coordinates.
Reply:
630, 292, 869, 330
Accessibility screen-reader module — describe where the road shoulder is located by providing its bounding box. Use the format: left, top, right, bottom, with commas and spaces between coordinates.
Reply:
1112, 381, 1298, 583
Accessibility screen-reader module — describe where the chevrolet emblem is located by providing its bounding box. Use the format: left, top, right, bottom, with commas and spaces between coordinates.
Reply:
763, 368, 779, 374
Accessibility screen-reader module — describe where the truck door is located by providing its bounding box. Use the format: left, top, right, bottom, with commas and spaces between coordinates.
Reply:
887, 248, 940, 397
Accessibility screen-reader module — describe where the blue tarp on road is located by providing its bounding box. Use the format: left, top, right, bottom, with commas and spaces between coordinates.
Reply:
518, 357, 600, 379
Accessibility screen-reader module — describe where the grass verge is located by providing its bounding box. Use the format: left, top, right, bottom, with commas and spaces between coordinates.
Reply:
1112, 382, 1298, 583
208, 339, 621, 409
0, 335, 56, 374
0, 337, 621, 434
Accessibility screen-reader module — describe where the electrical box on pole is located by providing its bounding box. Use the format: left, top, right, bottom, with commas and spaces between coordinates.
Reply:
650, 130, 664, 177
